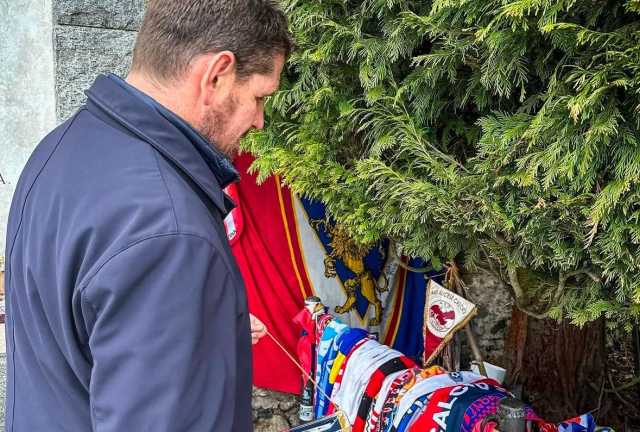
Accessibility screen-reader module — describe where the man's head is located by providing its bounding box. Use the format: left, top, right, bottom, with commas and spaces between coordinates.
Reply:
128, 0, 293, 157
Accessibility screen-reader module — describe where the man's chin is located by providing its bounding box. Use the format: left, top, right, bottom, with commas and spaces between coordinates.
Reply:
218, 142, 241, 160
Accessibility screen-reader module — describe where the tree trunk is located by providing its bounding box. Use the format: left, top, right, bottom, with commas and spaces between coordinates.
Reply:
633, 324, 640, 378
503, 307, 605, 422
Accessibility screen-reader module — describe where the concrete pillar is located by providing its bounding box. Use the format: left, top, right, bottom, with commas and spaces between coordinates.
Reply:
0, 0, 57, 262
0, 0, 145, 261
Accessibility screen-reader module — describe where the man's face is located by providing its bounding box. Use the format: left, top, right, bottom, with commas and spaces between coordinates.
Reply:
199, 54, 285, 158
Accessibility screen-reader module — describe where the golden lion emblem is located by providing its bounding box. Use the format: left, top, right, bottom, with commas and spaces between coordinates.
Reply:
311, 220, 388, 326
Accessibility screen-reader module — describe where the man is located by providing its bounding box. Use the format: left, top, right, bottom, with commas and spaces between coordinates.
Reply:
4, 1, 292, 430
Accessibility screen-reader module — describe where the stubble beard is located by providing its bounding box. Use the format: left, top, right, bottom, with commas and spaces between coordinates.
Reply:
199, 96, 241, 160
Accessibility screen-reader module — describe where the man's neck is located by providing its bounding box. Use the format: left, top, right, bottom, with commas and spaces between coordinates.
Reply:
125, 72, 193, 124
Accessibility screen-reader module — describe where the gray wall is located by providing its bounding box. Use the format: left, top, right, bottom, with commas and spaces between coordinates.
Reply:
0, 0, 57, 259
54, 0, 144, 121
0, 0, 144, 261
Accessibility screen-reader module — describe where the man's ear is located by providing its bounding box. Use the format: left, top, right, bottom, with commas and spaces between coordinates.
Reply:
199, 51, 237, 106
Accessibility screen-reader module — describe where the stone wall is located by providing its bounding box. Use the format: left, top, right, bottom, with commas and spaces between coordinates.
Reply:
253, 388, 300, 431
463, 271, 513, 365
54, 0, 144, 121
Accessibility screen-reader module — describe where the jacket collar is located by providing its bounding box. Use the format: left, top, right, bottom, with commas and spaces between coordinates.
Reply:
85, 74, 238, 215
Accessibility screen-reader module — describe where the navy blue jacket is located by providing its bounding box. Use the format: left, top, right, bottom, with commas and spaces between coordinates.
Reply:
4, 75, 253, 431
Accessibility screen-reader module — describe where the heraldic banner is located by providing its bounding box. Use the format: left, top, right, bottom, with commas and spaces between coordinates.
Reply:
226, 153, 442, 393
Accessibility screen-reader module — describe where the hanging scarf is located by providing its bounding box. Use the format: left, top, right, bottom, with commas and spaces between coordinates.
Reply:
352, 356, 417, 432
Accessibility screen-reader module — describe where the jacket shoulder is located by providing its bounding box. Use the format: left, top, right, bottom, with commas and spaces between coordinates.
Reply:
9, 108, 220, 287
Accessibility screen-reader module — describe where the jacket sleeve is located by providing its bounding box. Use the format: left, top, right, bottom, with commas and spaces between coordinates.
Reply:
80, 233, 250, 432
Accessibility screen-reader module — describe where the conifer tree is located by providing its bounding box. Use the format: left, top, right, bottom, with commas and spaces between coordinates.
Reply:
246, 0, 640, 331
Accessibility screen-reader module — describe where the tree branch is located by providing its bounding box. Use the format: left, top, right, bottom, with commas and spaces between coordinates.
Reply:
554, 268, 603, 304
607, 372, 637, 410
507, 267, 525, 300
604, 374, 640, 393
565, 268, 602, 283
554, 270, 567, 304
508, 266, 553, 319
389, 241, 434, 273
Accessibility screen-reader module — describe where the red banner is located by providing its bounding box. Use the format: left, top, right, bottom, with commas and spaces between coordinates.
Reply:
226, 153, 312, 393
